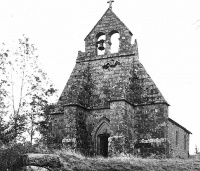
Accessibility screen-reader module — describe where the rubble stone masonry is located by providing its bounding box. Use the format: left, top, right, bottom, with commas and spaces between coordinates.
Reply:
50, 8, 191, 158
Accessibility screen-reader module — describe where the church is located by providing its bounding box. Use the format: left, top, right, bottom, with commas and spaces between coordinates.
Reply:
50, 1, 191, 158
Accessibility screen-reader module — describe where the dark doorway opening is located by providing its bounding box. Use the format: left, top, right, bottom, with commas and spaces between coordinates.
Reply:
99, 134, 109, 157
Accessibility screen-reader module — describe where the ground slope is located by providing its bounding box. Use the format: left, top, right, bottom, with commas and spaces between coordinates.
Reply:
56, 150, 200, 171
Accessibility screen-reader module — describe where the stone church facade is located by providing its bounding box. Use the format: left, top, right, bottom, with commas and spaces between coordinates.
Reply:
50, 7, 191, 158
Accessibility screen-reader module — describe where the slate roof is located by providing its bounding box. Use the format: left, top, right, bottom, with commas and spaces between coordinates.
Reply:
168, 118, 192, 134
127, 58, 169, 106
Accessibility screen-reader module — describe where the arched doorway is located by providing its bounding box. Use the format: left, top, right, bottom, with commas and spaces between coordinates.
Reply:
92, 118, 111, 157
98, 133, 110, 157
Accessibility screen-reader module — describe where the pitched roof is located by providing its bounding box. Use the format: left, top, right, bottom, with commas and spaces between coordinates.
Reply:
126, 58, 169, 106
56, 62, 91, 109
168, 118, 192, 134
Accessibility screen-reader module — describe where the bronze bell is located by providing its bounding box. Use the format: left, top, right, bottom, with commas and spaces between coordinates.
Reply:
97, 39, 105, 51
98, 42, 105, 50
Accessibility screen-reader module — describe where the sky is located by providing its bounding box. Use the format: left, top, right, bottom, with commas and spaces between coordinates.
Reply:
0, 0, 200, 154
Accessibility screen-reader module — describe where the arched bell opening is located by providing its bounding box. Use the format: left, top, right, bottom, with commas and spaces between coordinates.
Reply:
96, 32, 106, 55
109, 30, 120, 54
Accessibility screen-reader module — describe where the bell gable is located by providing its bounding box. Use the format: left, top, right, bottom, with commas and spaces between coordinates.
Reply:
83, 8, 135, 58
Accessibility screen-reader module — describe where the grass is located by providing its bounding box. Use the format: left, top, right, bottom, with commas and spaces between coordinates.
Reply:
54, 149, 200, 171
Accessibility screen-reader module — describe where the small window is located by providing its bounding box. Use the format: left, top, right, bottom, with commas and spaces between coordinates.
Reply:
176, 131, 179, 146
184, 135, 187, 150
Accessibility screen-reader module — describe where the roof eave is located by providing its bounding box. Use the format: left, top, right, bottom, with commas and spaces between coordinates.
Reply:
168, 118, 192, 134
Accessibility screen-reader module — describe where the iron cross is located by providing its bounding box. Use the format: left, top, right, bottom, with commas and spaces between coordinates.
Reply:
107, 0, 114, 9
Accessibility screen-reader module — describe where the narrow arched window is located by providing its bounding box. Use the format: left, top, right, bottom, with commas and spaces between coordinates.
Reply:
176, 131, 179, 146
184, 135, 187, 150
110, 30, 120, 53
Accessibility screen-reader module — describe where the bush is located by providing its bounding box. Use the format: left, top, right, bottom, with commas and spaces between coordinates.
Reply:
0, 143, 39, 171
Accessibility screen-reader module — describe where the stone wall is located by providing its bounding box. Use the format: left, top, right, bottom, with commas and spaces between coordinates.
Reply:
50, 106, 90, 154
50, 102, 170, 157
50, 113, 65, 145
85, 101, 135, 156
133, 104, 169, 157
134, 104, 168, 140
168, 120, 190, 158
83, 9, 134, 58
56, 8, 168, 111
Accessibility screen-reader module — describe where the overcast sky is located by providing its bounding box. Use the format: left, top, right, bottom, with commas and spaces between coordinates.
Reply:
0, 0, 200, 154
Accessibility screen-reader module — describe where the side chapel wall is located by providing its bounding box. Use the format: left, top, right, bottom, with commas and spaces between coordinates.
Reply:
168, 121, 190, 158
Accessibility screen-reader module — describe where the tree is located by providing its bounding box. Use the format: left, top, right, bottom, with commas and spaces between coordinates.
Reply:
0, 46, 12, 145
37, 103, 57, 148
1, 35, 57, 143
0, 118, 10, 145
28, 87, 57, 145
0, 46, 8, 116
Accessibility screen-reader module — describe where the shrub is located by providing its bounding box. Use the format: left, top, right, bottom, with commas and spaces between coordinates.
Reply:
0, 143, 39, 171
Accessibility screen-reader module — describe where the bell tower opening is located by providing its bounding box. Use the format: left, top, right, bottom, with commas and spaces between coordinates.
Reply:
110, 30, 120, 53
96, 32, 106, 55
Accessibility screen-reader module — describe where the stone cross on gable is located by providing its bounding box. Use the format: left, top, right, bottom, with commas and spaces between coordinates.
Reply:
107, 0, 114, 9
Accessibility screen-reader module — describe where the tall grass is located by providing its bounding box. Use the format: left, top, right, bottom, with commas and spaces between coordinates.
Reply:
54, 148, 200, 171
